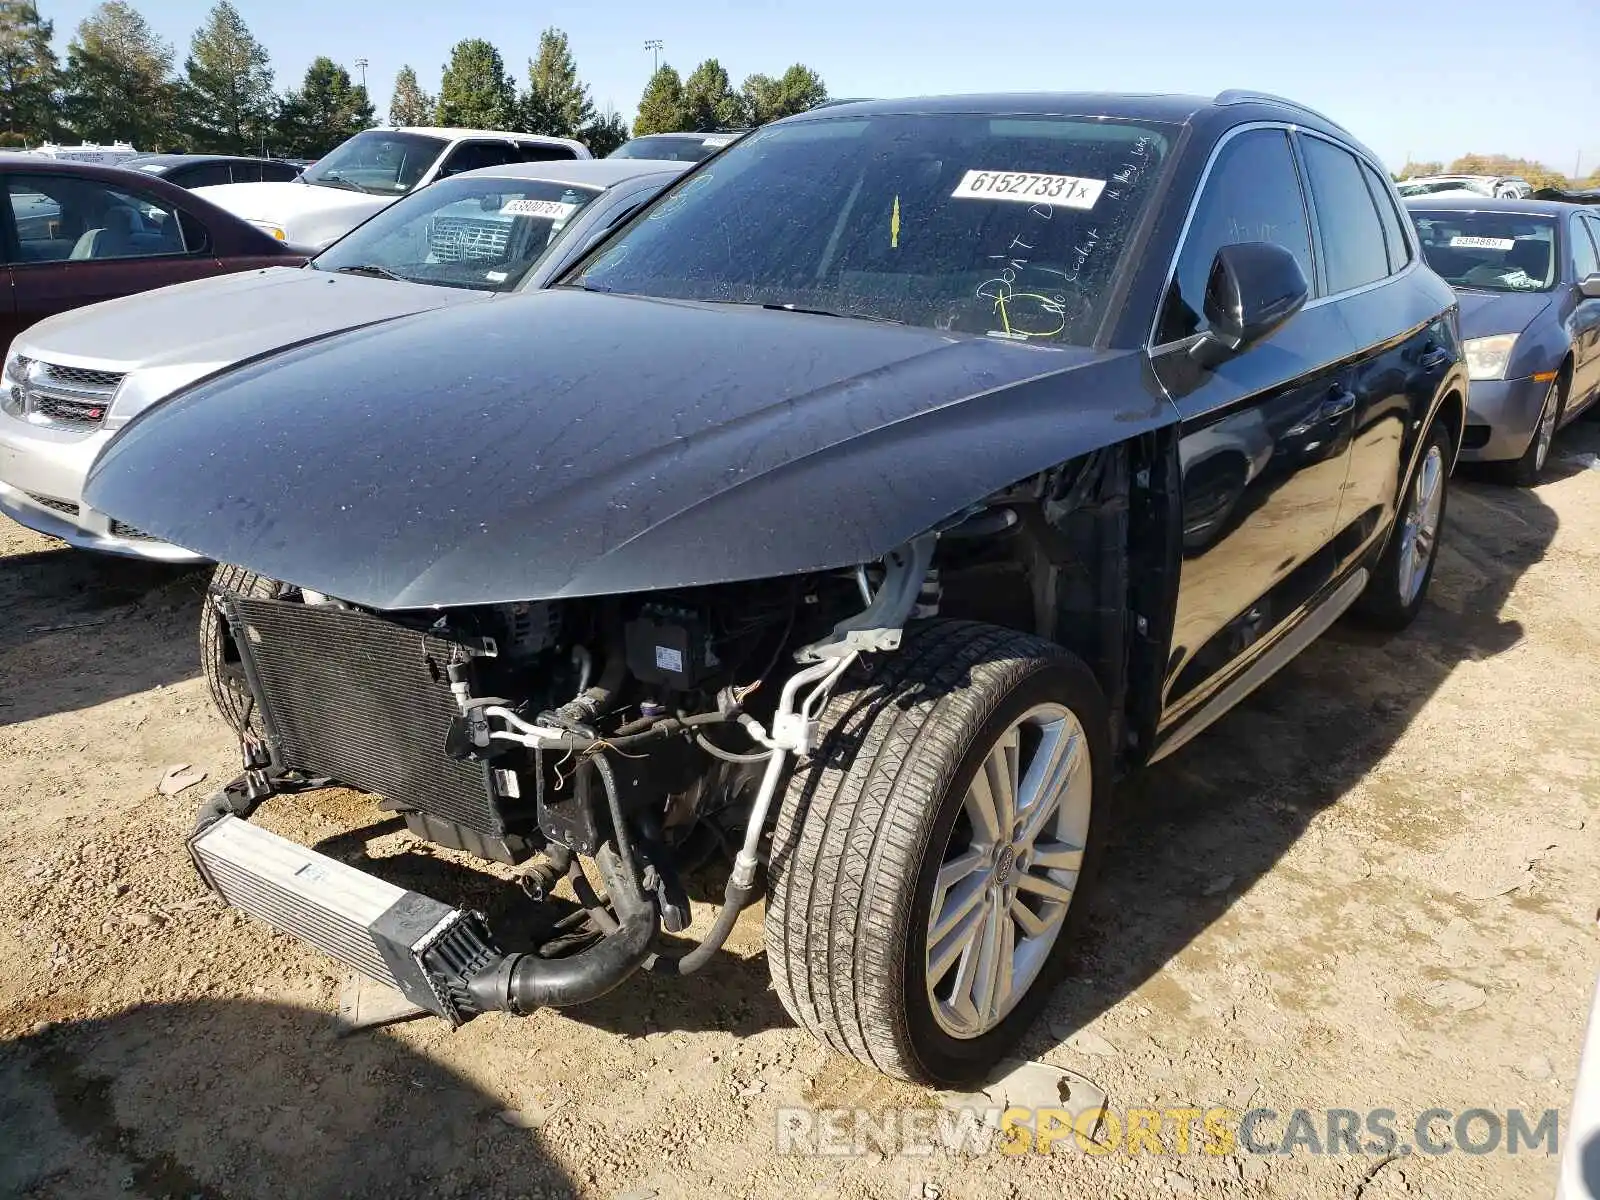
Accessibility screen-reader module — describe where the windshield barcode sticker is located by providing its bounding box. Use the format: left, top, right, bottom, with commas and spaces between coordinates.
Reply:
501, 198, 579, 219
1450, 235, 1515, 251
951, 170, 1105, 208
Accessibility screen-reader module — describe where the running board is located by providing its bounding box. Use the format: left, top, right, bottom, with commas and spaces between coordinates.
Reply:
189, 815, 498, 1025
1149, 568, 1369, 765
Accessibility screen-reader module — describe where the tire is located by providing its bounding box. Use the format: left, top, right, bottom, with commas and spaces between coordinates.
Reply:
1497, 371, 1565, 487
765, 620, 1111, 1086
199, 563, 281, 736
1351, 418, 1452, 631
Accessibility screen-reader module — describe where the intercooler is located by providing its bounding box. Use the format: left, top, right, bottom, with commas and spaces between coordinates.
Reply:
225, 596, 506, 836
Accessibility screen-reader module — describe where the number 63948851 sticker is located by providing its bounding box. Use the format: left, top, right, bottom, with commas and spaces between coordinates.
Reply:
951, 170, 1105, 209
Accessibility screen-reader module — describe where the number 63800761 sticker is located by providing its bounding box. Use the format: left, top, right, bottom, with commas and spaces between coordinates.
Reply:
951, 170, 1105, 209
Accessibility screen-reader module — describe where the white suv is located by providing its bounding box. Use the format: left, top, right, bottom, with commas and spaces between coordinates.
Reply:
194, 127, 590, 251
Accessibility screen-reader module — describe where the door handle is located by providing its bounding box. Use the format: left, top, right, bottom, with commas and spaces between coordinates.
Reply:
1320, 387, 1357, 419
1419, 348, 1452, 370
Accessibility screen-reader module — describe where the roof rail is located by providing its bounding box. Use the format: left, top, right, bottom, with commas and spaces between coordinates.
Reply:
1212, 89, 1348, 132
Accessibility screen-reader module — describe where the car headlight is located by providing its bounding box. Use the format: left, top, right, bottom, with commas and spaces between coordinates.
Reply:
1463, 334, 1519, 381
2, 349, 29, 417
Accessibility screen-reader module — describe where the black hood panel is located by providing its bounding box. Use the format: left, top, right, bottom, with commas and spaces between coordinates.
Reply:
86, 288, 1174, 608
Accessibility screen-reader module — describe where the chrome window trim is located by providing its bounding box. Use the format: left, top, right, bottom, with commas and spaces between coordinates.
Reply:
1147, 120, 1420, 356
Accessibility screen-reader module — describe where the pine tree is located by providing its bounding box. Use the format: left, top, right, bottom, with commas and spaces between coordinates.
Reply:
0, 1, 59, 142
275, 56, 374, 157
388, 64, 434, 127
181, 1, 275, 154
579, 107, 629, 157
436, 38, 516, 130
520, 27, 591, 139
633, 66, 685, 137
62, 2, 180, 149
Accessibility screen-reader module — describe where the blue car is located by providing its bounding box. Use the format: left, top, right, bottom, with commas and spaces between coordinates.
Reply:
1407, 196, 1600, 484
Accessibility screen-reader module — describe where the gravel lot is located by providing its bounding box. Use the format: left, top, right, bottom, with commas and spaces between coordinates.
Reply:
2, 425, 1598, 1200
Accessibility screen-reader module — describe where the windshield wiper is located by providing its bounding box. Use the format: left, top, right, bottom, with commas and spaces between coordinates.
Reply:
312, 174, 369, 195
719, 301, 903, 325
333, 264, 406, 282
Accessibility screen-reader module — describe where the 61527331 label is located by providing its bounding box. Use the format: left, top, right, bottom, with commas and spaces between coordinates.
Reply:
951, 170, 1105, 209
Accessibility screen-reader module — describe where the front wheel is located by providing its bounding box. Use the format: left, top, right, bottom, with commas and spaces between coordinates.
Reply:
1498, 372, 1565, 487
1351, 419, 1452, 631
765, 620, 1110, 1086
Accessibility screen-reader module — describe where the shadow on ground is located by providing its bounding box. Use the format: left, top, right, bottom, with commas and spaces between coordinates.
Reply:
0, 999, 580, 1199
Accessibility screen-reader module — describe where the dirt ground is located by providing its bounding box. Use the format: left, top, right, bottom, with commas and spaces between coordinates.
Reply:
2, 425, 1598, 1200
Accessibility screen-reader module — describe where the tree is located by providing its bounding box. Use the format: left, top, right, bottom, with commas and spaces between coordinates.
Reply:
579, 106, 629, 157
520, 27, 591, 139
274, 56, 373, 157
388, 64, 433, 127
633, 65, 685, 136
62, 2, 181, 149
0, 1, 60, 141
1396, 160, 1443, 180
1447, 152, 1566, 192
437, 38, 516, 130
682, 58, 741, 131
741, 64, 827, 126
181, 1, 274, 154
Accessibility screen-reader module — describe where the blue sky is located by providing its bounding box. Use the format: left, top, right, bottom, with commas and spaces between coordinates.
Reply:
40, 0, 1600, 175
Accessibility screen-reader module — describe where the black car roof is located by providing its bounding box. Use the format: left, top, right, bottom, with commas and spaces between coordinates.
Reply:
1403, 196, 1587, 216
124, 153, 296, 169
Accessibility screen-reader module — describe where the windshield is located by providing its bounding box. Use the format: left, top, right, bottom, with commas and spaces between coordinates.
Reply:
570, 113, 1173, 344
302, 130, 447, 195
609, 135, 733, 163
312, 176, 603, 291
1410, 209, 1559, 292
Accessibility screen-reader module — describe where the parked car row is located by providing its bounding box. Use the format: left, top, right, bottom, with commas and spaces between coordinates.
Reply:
0, 91, 1583, 1092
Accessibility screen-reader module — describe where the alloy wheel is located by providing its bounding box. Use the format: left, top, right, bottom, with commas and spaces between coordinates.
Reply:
1397, 443, 1445, 606
925, 703, 1092, 1039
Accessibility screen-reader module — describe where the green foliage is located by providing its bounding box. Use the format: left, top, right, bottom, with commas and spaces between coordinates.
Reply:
387, 64, 433, 127
437, 38, 516, 131
740, 64, 828, 126
1397, 160, 1443, 179
633, 65, 685, 136
520, 27, 592, 139
62, 1, 181, 149
0, 1, 59, 140
1447, 153, 1566, 192
274, 56, 374, 158
579, 106, 630, 157
181, 1, 275, 154
682, 58, 741, 131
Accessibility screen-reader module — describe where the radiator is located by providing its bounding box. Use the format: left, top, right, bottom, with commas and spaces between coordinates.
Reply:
225, 596, 506, 836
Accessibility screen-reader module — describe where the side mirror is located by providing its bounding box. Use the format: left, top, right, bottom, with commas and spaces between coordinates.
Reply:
1579, 273, 1600, 300
1191, 242, 1311, 367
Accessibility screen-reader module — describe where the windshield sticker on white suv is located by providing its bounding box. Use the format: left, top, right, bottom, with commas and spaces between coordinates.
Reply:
500, 198, 580, 220
1450, 235, 1515, 251
951, 171, 1105, 209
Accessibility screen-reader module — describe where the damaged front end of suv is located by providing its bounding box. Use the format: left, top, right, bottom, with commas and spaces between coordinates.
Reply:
82, 99, 1196, 1085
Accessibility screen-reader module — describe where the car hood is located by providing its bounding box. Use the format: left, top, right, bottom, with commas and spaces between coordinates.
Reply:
19, 268, 486, 421
1453, 288, 1553, 340
193, 180, 388, 223
85, 289, 1175, 609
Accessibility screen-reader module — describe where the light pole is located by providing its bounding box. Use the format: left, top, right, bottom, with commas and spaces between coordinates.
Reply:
644, 39, 662, 74
355, 57, 369, 92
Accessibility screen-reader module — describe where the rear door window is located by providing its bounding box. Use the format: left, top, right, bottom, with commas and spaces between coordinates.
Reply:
516, 141, 580, 162
260, 161, 303, 183
1299, 136, 1391, 294
1359, 160, 1411, 274
170, 162, 233, 189
1157, 128, 1315, 344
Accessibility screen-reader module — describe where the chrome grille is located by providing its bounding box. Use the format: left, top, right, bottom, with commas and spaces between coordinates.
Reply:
429, 216, 511, 263
26, 492, 79, 517
19, 359, 125, 429
42, 363, 124, 389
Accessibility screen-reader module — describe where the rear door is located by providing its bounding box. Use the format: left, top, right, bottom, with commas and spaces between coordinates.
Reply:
4, 171, 225, 334
1297, 133, 1449, 566
1152, 126, 1359, 725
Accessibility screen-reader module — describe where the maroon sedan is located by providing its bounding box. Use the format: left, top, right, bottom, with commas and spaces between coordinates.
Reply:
1, 155, 302, 345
